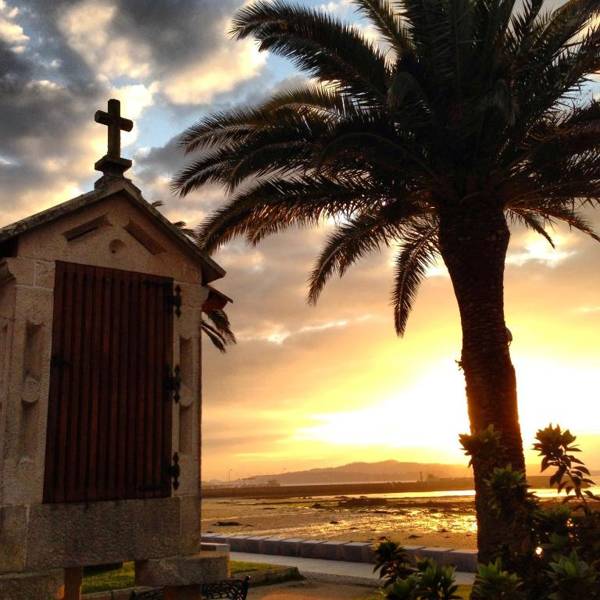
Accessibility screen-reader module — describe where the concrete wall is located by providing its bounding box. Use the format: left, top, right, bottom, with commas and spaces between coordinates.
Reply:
0, 191, 211, 575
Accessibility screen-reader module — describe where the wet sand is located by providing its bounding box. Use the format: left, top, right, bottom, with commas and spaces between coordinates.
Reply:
202, 494, 478, 550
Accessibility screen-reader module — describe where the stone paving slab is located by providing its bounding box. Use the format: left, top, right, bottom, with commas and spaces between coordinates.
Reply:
229, 552, 475, 586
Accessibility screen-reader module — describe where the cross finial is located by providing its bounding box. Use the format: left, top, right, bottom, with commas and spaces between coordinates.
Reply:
94, 99, 134, 188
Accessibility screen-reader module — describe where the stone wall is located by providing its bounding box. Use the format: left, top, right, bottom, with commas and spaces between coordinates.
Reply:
0, 191, 211, 579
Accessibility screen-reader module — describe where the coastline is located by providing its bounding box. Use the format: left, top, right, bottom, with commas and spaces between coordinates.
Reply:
202, 494, 479, 550
202, 480, 599, 552
202, 475, 555, 499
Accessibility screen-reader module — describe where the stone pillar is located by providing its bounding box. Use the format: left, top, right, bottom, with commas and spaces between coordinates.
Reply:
164, 585, 202, 600
64, 567, 83, 600
0, 569, 64, 600
135, 551, 228, 596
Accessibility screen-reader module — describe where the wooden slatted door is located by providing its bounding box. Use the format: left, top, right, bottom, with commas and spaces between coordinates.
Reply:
43, 261, 174, 503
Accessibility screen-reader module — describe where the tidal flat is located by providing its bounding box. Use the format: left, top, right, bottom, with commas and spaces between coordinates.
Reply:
202, 493, 479, 550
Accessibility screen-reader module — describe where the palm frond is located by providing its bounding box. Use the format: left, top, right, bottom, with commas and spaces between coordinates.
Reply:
201, 320, 228, 353
392, 222, 439, 336
198, 175, 380, 253
174, 110, 332, 195
538, 205, 600, 243
179, 106, 271, 155
353, 0, 413, 54
261, 85, 362, 119
204, 309, 236, 345
173, 0, 600, 331
232, 0, 390, 105
507, 209, 556, 248
307, 201, 424, 304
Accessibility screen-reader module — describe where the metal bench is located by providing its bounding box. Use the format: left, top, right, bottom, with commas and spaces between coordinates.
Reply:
129, 576, 250, 600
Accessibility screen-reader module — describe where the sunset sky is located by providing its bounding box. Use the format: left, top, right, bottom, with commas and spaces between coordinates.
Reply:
0, 0, 598, 480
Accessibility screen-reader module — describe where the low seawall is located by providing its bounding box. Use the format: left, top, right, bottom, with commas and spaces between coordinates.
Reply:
203, 476, 552, 499
202, 534, 479, 573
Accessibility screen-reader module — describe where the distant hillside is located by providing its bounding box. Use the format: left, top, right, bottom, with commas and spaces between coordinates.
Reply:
238, 460, 472, 486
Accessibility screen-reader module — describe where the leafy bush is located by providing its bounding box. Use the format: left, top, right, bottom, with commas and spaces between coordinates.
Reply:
375, 425, 600, 600
472, 560, 522, 599
373, 549, 461, 600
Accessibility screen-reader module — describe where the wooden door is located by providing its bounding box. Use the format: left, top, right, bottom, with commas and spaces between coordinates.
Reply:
43, 261, 174, 503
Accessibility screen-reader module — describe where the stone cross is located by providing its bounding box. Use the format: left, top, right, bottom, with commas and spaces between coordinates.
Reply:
95, 98, 133, 160
94, 99, 134, 186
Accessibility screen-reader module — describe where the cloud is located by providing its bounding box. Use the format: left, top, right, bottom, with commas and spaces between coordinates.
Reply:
507, 231, 578, 267
161, 37, 266, 104
1, 0, 599, 481
0, 1, 28, 52
0, 0, 269, 227
59, 0, 152, 79
575, 305, 600, 314
57, 0, 266, 104
0, 38, 106, 224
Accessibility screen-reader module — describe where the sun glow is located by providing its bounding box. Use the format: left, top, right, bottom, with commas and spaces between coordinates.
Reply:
295, 359, 468, 456
291, 355, 600, 466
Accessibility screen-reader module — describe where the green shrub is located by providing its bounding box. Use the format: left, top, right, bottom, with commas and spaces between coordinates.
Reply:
374, 549, 461, 600
472, 559, 522, 599
374, 425, 600, 600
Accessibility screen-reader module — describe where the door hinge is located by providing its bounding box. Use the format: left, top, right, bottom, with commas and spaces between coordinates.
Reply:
165, 364, 181, 403
166, 284, 182, 317
168, 452, 180, 491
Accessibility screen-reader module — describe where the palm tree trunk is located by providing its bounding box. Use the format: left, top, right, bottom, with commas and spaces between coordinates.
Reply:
438, 204, 526, 563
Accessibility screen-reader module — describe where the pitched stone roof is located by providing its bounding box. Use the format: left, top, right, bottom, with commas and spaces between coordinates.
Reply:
0, 179, 225, 284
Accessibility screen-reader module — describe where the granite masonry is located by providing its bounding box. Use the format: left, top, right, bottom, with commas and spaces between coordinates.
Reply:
0, 100, 229, 599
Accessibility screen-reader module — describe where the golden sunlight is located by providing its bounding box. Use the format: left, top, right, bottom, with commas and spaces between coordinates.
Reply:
291, 355, 600, 466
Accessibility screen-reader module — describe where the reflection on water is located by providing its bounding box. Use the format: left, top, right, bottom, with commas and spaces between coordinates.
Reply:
348, 486, 600, 500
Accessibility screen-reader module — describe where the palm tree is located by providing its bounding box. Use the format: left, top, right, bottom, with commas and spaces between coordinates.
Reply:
201, 308, 236, 353
152, 201, 237, 353
172, 0, 600, 559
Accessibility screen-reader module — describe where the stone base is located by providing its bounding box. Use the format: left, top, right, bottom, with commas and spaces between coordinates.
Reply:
163, 586, 202, 600
0, 569, 64, 600
135, 550, 229, 588
0, 496, 201, 574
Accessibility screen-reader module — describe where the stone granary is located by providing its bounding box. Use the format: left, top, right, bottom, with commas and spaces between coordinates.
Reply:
0, 100, 229, 599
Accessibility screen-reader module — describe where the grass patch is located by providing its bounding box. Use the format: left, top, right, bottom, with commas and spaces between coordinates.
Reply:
230, 560, 278, 574
82, 562, 472, 597
81, 560, 280, 594
82, 562, 135, 594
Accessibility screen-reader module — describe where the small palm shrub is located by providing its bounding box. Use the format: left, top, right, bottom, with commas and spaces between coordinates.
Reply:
375, 426, 600, 599
374, 552, 461, 600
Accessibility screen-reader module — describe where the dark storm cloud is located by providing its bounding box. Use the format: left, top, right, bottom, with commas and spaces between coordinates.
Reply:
137, 136, 185, 177
0, 0, 252, 223
0, 29, 102, 219
0, 40, 32, 84
18, 1, 96, 85
0, 26, 102, 220
0, 70, 99, 159
26, 0, 243, 76
114, 0, 241, 70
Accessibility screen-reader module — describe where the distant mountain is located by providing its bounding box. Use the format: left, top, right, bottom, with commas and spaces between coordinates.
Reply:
238, 460, 472, 486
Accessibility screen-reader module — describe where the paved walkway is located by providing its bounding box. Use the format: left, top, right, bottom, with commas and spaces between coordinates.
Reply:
247, 580, 375, 599
231, 551, 475, 586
